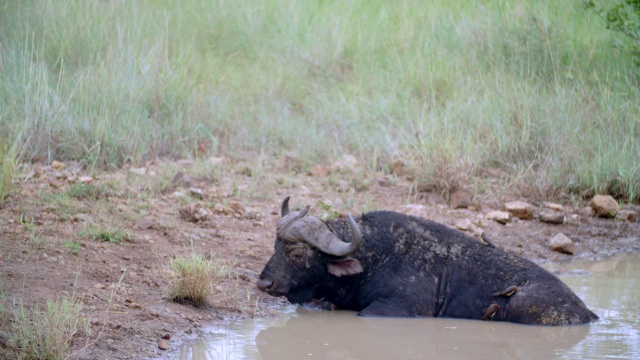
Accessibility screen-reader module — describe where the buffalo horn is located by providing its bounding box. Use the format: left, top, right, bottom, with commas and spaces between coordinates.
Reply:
284, 215, 362, 257
281, 196, 291, 217
276, 204, 310, 238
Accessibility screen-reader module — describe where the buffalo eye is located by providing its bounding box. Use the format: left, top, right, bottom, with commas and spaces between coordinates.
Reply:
290, 249, 305, 261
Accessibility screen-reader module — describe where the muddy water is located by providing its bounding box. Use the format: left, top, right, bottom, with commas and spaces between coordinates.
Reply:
176, 252, 640, 360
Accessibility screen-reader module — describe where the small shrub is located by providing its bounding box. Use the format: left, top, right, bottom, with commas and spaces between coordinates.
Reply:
167, 253, 226, 307
65, 182, 109, 200
82, 225, 128, 243
62, 241, 83, 255
12, 297, 86, 360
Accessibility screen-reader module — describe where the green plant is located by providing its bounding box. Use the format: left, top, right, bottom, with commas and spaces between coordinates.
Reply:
316, 200, 340, 221
38, 192, 78, 221
19, 214, 35, 231
167, 253, 226, 307
66, 182, 109, 200
585, 0, 640, 66
82, 225, 128, 244
62, 241, 83, 255
12, 297, 87, 360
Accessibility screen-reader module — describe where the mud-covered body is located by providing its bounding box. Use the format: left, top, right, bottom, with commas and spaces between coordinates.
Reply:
258, 206, 599, 325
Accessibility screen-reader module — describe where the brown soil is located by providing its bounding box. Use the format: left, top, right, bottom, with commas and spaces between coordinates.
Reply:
0, 158, 638, 359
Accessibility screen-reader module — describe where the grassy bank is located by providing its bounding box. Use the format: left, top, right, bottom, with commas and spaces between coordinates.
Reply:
0, 0, 638, 201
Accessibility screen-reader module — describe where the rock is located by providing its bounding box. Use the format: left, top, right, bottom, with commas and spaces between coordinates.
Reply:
67, 175, 77, 184
51, 160, 66, 170
227, 201, 246, 215
162, 333, 171, 340
158, 339, 170, 350
172, 172, 193, 188
137, 218, 154, 230
616, 210, 637, 222
78, 176, 94, 183
504, 201, 534, 220
543, 202, 564, 212
330, 155, 358, 172
179, 205, 209, 222
580, 206, 595, 217
49, 180, 61, 188
455, 218, 473, 231
486, 211, 511, 224
548, 233, 575, 255
538, 210, 565, 224
589, 195, 619, 218
416, 181, 436, 193
449, 190, 472, 209
213, 203, 227, 214
189, 187, 204, 199
309, 164, 330, 177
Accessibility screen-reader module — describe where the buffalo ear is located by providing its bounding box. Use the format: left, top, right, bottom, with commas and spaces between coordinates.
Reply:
327, 257, 363, 277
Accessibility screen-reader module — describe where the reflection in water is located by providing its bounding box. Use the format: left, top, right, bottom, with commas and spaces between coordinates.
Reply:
176, 253, 640, 360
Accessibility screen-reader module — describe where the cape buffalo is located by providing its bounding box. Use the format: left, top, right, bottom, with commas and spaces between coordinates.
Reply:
257, 197, 599, 325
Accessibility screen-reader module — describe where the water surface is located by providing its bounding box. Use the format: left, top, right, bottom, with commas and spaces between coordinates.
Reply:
176, 252, 640, 360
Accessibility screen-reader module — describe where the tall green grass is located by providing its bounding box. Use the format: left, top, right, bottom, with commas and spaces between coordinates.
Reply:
1, 0, 638, 201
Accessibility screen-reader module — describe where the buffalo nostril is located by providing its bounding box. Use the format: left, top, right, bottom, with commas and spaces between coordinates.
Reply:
257, 279, 273, 292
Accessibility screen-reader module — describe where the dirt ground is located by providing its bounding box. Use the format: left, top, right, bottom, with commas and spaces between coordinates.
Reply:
0, 157, 638, 359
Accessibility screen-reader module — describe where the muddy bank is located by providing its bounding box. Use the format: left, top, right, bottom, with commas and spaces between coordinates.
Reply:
0, 160, 638, 359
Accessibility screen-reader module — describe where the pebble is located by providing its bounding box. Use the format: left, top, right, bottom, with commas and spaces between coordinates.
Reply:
158, 339, 170, 350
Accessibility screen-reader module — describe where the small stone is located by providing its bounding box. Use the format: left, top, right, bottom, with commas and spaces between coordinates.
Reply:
253, 221, 265, 227
455, 218, 473, 231
228, 201, 246, 215
67, 175, 77, 184
589, 195, 619, 218
330, 155, 358, 172
309, 164, 330, 177
503, 201, 534, 220
51, 160, 66, 170
49, 180, 61, 188
189, 187, 204, 199
78, 176, 94, 183
172, 172, 193, 188
179, 205, 209, 222
137, 218, 154, 230
416, 181, 436, 193
213, 203, 227, 214
449, 190, 472, 209
486, 211, 511, 224
538, 210, 565, 224
543, 202, 564, 212
616, 210, 637, 222
548, 233, 575, 255
162, 333, 171, 340
158, 339, 170, 350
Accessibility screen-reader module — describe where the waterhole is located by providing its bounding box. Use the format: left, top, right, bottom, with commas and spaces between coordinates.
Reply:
176, 252, 640, 359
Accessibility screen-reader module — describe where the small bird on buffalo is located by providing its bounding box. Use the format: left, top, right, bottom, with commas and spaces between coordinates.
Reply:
493, 285, 518, 297
481, 303, 500, 321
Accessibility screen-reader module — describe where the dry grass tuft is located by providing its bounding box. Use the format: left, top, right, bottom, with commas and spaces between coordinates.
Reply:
167, 253, 227, 307
11, 297, 86, 360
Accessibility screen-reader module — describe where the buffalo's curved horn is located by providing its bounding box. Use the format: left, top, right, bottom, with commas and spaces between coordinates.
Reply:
283, 215, 362, 257
281, 196, 291, 217
276, 204, 310, 238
